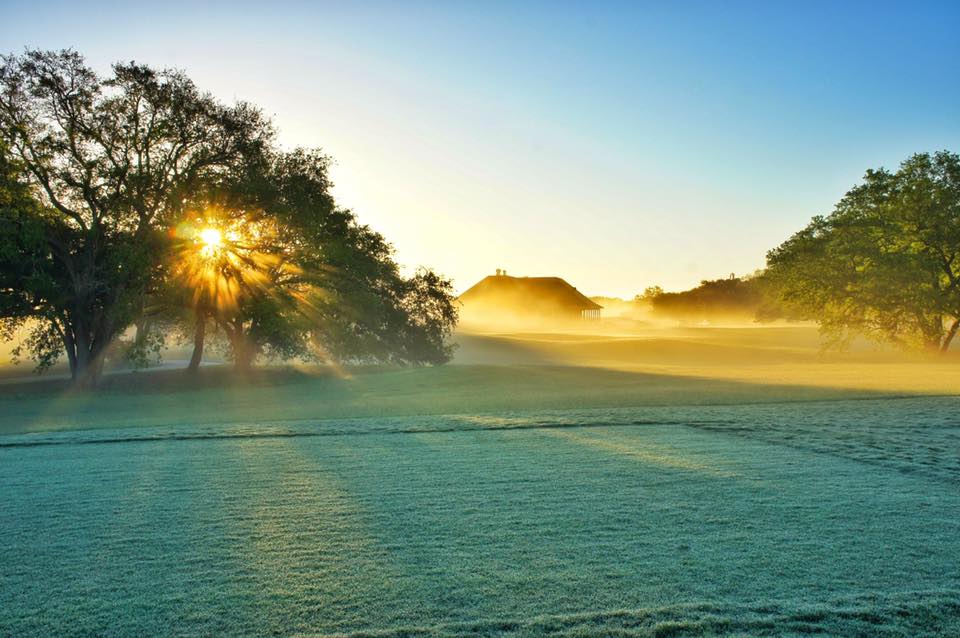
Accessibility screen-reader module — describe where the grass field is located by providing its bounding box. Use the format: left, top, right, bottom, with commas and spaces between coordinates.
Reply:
2, 325, 959, 636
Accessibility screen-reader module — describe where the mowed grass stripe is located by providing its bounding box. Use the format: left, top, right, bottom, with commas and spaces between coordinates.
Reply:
3, 408, 960, 636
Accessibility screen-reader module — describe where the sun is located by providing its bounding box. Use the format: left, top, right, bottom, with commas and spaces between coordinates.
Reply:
198, 227, 223, 257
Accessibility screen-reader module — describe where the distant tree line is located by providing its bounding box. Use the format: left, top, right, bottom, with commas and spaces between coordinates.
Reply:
635, 276, 764, 321
0, 50, 458, 388
638, 151, 960, 353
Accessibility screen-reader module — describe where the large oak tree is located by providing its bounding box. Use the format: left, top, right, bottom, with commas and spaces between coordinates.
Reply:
766, 151, 960, 353
1, 51, 458, 385
0, 50, 271, 386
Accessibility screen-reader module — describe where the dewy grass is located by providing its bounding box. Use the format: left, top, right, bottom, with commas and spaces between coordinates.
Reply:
3, 324, 958, 437
2, 327, 958, 635
2, 397, 960, 636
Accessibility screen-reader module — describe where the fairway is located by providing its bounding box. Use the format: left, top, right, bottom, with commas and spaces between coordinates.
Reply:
2, 8, 959, 636
3, 396, 960, 636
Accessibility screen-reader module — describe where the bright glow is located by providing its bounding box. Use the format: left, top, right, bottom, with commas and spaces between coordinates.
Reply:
173, 213, 303, 317
198, 228, 223, 257
5, 4, 957, 297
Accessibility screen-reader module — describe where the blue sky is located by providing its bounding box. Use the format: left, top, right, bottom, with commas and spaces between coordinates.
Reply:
3, 1, 958, 295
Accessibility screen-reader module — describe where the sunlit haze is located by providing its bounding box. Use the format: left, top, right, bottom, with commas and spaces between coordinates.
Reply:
3, 5, 960, 634
198, 228, 223, 257
2, 1, 958, 296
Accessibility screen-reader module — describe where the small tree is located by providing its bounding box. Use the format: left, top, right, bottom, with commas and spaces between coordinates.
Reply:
644, 277, 764, 321
635, 286, 664, 304
766, 151, 960, 352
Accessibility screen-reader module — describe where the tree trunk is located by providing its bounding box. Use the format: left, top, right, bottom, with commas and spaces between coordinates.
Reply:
72, 322, 93, 388
77, 357, 105, 390
187, 313, 206, 372
226, 324, 259, 372
62, 327, 78, 379
233, 339, 258, 372
63, 313, 114, 390
133, 315, 151, 348
71, 334, 105, 390
942, 318, 960, 354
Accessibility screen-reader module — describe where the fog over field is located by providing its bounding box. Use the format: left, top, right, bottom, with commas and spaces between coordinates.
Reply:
2, 2, 959, 634
2, 325, 960, 636
3, 323, 959, 435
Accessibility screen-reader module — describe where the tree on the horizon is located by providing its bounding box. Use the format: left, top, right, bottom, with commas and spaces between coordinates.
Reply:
635, 286, 664, 303
765, 151, 960, 353
641, 276, 764, 321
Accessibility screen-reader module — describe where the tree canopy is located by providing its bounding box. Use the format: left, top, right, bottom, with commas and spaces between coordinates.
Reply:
765, 151, 960, 352
0, 50, 458, 386
640, 276, 764, 322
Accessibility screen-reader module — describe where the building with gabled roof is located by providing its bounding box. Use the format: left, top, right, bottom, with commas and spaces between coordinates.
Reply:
458, 271, 602, 322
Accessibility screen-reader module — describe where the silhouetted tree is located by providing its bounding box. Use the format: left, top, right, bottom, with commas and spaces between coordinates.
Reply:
199, 149, 458, 370
1, 51, 458, 382
766, 151, 960, 352
0, 141, 62, 370
635, 286, 664, 303
0, 50, 271, 386
640, 278, 764, 321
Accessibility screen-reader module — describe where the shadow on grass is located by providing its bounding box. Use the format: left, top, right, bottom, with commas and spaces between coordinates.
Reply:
0, 361, 917, 437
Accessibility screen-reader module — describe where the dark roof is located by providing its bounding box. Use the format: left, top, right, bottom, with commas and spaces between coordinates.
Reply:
459, 275, 602, 312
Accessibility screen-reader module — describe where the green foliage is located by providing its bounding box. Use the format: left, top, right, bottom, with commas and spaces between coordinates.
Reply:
121, 320, 166, 369
1, 50, 459, 383
208, 149, 459, 368
0, 141, 68, 371
636, 285, 664, 302
0, 49, 272, 385
642, 276, 766, 321
766, 151, 960, 351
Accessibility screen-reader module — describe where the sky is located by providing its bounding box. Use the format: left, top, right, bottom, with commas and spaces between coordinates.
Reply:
2, 1, 958, 296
